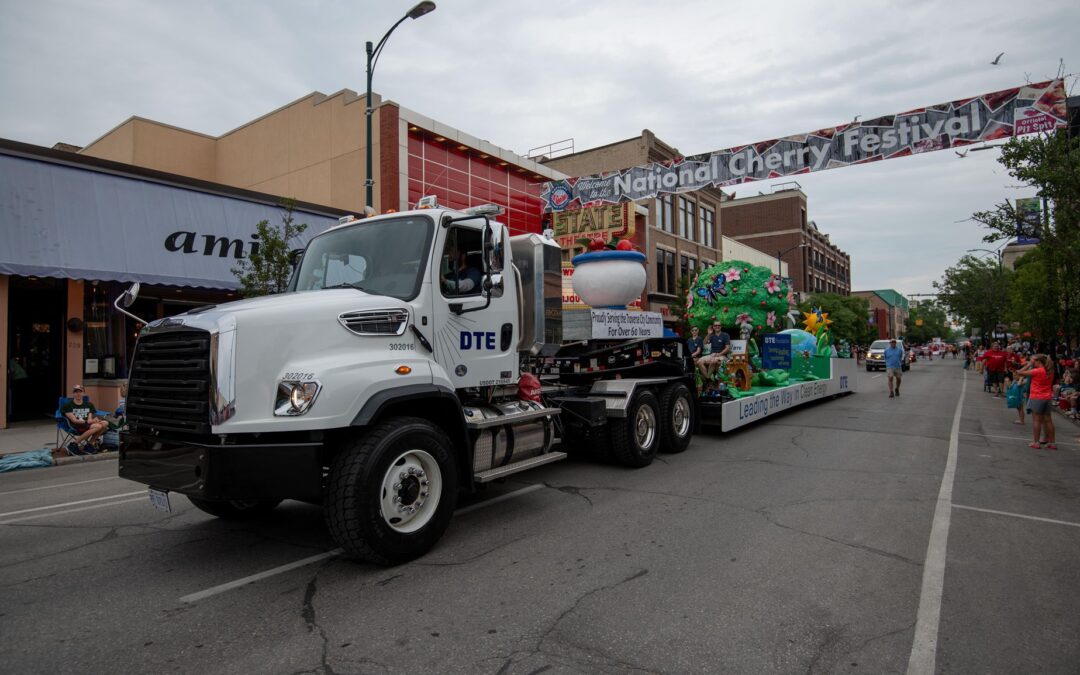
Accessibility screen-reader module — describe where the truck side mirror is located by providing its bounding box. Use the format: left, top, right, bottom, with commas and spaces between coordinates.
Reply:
121, 282, 140, 308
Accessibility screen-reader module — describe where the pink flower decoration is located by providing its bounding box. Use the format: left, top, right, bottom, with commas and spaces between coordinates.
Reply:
765, 277, 781, 294
766, 311, 777, 327
736, 312, 751, 326
724, 267, 741, 282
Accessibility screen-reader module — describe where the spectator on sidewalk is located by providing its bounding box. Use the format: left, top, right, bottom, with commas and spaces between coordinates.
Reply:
62, 384, 107, 453
983, 341, 1008, 397
1015, 355, 1056, 450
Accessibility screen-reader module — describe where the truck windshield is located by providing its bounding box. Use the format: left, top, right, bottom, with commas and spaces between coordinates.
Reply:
293, 216, 433, 300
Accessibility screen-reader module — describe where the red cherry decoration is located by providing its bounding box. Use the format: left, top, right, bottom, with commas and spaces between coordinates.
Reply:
615, 239, 634, 251
750, 289, 757, 296
760, 300, 767, 306
588, 237, 606, 251
723, 307, 729, 313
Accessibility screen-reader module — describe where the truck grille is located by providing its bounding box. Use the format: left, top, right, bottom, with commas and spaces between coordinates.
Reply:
127, 330, 212, 435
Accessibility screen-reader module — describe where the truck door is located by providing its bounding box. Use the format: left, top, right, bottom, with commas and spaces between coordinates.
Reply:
430, 221, 518, 389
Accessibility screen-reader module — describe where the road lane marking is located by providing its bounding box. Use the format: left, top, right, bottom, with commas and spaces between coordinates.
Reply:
0, 476, 121, 496
180, 483, 547, 603
952, 504, 1080, 529
0, 491, 145, 518
908, 369, 966, 675
180, 550, 343, 603
959, 431, 1077, 447
0, 497, 146, 525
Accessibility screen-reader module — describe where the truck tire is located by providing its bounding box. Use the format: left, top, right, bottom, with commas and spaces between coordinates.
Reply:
658, 383, 694, 454
325, 417, 458, 565
188, 497, 283, 519
866, 365, 873, 372
609, 389, 660, 468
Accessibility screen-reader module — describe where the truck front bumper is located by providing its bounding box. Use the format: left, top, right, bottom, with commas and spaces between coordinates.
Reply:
119, 432, 325, 502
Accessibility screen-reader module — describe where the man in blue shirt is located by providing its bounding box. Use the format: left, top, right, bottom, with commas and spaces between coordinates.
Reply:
703, 322, 732, 391
884, 338, 905, 398
686, 326, 706, 381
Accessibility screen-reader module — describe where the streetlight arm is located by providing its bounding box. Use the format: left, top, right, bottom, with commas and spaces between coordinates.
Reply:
370, 15, 410, 72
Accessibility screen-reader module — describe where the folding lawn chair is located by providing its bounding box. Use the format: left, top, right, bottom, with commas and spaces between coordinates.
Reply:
54, 396, 79, 453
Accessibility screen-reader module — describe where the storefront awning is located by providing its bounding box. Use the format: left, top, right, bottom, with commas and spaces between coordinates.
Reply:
0, 153, 341, 289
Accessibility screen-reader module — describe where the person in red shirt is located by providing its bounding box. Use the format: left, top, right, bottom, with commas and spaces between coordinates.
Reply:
983, 342, 1009, 397
1015, 354, 1056, 450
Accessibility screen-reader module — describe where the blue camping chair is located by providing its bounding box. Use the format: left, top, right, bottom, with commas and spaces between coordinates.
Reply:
55, 397, 79, 451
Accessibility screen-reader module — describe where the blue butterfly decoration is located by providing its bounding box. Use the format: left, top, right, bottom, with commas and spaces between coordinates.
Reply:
695, 275, 728, 303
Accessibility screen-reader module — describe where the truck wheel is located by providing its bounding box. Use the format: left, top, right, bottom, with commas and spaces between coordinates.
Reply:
609, 389, 660, 468
188, 497, 282, 519
866, 365, 873, 372
325, 417, 458, 565
659, 383, 694, 454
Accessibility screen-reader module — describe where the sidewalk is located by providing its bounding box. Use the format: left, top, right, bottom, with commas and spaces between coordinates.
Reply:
0, 419, 117, 467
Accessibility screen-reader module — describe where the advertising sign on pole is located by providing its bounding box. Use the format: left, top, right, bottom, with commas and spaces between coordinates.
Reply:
542, 79, 1068, 212
1015, 197, 1042, 244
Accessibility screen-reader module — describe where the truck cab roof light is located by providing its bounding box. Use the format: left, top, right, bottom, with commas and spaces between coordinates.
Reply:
464, 204, 505, 217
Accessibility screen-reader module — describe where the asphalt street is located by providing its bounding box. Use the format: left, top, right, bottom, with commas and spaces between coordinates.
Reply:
1, 357, 1077, 674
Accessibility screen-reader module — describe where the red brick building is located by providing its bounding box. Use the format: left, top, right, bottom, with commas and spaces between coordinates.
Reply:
719, 186, 851, 295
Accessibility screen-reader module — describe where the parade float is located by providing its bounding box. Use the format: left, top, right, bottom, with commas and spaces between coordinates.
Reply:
684, 260, 859, 431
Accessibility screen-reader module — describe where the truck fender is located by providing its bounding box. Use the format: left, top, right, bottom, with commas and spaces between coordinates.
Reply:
349, 384, 470, 485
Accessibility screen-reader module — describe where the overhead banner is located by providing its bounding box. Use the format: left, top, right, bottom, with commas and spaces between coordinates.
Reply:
542, 79, 1068, 212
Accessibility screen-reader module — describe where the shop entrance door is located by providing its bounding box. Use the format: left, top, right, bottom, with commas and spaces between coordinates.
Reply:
7, 277, 65, 421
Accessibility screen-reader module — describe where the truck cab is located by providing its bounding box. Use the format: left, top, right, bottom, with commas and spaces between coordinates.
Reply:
119, 204, 696, 564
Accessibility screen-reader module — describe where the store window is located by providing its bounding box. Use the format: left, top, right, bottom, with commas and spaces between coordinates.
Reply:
700, 206, 715, 247
657, 195, 674, 233
82, 283, 126, 380
677, 197, 696, 241
656, 247, 675, 295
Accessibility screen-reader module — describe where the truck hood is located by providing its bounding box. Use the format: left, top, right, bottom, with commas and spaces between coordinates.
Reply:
146, 289, 409, 334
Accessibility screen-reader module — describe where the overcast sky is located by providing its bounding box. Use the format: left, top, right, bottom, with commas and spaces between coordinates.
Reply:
2, 0, 1077, 295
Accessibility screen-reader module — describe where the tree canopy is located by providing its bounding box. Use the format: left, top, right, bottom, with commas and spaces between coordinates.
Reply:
797, 293, 875, 346
231, 199, 308, 297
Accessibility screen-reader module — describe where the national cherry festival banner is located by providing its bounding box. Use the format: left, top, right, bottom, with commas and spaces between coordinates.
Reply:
541, 79, 1068, 212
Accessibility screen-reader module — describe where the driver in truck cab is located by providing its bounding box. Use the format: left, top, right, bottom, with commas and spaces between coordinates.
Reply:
441, 229, 483, 295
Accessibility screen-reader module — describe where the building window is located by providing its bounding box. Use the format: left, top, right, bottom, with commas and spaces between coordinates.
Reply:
679, 254, 698, 284
700, 206, 715, 247
657, 195, 674, 233
677, 197, 696, 241
656, 247, 675, 294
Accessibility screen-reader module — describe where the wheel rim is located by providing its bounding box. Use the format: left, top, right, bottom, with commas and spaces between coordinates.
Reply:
634, 404, 657, 449
380, 449, 442, 533
672, 396, 691, 437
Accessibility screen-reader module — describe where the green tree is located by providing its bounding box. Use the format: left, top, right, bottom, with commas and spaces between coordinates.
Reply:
1006, 247, 1062, 340
906, 301, 950, 344
231, 199, 309, 297
934, 255, 1010, 340
667, 275, 692, 336
798, 292, 875, 346
970, 130, 1080, 343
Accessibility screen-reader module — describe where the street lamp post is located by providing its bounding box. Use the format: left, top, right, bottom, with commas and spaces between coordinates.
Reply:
777, 242, 808, 278
365, 2, 436, 210
967, 246, 1005, 342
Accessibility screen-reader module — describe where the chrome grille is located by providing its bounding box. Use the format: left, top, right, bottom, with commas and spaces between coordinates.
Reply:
127, 330, 211, 435
338, 309, 409, 336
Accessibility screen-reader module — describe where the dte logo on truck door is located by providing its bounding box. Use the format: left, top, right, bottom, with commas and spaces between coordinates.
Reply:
460, 331, 496, 350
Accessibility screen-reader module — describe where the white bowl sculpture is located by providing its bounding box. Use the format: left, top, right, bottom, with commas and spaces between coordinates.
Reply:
571, 250, 647, 309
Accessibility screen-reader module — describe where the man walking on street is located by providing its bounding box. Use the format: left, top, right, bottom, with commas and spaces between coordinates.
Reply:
984, 341, 1008, 397
885, 338, 904, 398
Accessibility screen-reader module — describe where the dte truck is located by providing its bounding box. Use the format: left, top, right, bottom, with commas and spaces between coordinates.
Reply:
118, 203, 699, 564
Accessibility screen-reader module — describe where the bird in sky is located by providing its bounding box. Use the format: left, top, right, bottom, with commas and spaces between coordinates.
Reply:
990, 52, 1004, 65
955, 149, 969, 158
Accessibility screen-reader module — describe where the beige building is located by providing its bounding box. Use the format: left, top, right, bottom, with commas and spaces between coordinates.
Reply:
81, 89, 561, 232
543, 131, 728, 322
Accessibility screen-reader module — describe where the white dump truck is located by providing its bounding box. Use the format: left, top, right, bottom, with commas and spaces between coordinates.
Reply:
118, 203, 700, 564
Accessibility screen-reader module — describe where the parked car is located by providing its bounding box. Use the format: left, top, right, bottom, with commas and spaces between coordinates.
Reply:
866, 339, 910, 372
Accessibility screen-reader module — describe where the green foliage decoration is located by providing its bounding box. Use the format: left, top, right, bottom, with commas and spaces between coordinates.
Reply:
686, 260, 789, 336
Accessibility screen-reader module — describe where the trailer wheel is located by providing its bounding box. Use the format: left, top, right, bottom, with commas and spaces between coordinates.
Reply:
325, 417, 458, 565
188, 497, 282, 519
609, 389, 660, 468
659, 383, 694, 454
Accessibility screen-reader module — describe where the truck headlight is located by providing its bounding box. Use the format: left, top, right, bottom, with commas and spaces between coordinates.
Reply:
275, 380, 321, 416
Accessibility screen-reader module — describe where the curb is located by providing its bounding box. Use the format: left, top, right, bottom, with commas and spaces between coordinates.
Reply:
54, 450, 119, 467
